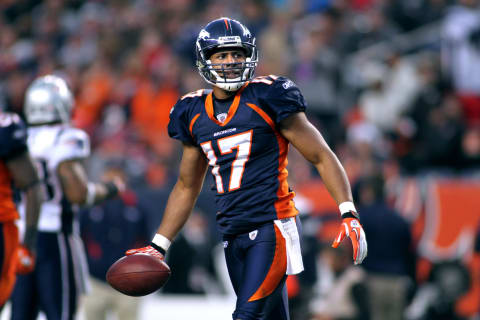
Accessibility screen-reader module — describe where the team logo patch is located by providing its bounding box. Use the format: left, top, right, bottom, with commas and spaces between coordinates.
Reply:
249, 230, 258, 240
282, 80, 294, 89
223, 241, 229, 248
216, 112, 227, 123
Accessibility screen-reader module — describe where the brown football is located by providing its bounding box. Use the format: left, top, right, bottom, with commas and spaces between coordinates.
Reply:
106, 254, 171, 296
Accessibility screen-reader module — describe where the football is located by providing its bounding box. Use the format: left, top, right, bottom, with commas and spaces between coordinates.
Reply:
106, 254, 171, 296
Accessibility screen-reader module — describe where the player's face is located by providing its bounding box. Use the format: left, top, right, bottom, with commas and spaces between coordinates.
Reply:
209, 49, 246, 79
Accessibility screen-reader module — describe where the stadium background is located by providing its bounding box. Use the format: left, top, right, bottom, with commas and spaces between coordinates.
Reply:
2, 0, 480, 319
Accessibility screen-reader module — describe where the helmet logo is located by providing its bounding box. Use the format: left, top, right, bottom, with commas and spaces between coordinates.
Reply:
199, 29, 210, 40
240, 24, 251, 37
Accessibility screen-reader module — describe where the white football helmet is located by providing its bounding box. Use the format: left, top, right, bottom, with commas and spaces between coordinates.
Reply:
24, 75, 74, 125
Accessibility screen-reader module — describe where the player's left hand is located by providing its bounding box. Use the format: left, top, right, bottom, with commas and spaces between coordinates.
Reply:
16, 245, 35, 274
125, 245, 165, 260
332, 217, 367, 265
111, 176, 126, 194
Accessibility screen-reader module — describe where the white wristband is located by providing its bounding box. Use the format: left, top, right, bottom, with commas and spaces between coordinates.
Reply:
339, 201, 357, 215
86, 182, 96, 206
152, 234, 171, 252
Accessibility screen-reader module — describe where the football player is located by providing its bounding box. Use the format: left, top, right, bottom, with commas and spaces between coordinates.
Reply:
10, 75, 125, 320
127, 18, 367, 320
0, 111, 42, 310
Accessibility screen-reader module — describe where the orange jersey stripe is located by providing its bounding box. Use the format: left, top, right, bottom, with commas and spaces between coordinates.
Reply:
0, 221, 19, 305
246, 103, 274, 129
189, 113, 201, 136
248, 224, 287, 301
205, 83, 248, 127
0, 163, 19, 222
246, 103, 297, 219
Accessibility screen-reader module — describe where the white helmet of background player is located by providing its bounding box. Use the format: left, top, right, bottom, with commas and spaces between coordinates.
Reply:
24, 75, 74, 125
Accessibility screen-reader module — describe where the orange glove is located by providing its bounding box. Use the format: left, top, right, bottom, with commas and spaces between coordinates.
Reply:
332, 217, 368, 265
16, 246, 35, 274
126, 245, 164, 260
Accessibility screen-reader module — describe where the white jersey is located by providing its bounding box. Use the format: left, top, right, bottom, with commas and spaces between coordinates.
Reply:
21, 124, 90, 232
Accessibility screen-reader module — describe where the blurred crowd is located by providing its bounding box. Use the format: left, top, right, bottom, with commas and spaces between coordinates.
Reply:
2, 0, 480, 180
2, 0, 480, 319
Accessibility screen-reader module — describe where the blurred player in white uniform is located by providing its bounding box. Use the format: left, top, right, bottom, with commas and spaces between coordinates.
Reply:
10, 75, 125, 320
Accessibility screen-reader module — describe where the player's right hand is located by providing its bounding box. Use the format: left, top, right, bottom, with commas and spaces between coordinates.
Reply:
125, 245, 164, 260
16, 245, 35, 274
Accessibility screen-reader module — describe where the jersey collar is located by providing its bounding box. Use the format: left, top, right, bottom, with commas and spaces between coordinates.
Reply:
205, 83, 249, 127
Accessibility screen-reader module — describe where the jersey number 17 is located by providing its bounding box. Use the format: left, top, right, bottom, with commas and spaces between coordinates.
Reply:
200, 130, 253, 193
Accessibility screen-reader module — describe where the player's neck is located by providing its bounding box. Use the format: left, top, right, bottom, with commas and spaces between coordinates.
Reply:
212, 86, 236, 100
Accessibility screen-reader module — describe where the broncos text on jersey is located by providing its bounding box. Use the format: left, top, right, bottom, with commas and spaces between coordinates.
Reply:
168, 75, 307, 235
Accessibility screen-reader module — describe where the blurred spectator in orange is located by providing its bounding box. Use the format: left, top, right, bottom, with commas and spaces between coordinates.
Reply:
73, 58, 113, 133
130, 31, 181, 153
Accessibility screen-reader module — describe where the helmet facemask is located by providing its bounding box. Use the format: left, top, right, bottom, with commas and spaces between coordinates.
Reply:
197, 44, 258, 91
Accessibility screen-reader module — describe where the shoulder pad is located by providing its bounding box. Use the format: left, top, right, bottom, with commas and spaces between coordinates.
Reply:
254, 76, 306, 124
48, 127, 90, 169
172, 89, 210, 116
0, 112, 25, 132
250, 75, 299, 92
249, 75, 280, 85
0, 113, 28, 159
270, 76, 297, 90
56, 127, 90, 150
180, 89, 209, 101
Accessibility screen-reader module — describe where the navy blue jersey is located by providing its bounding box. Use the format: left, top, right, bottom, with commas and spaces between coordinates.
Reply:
0, 113, 28, 222
168, 75, 307, 235
0, 113, 28, 160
